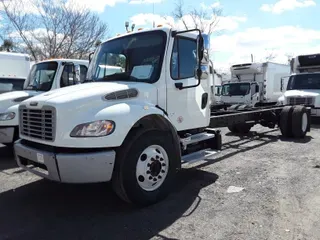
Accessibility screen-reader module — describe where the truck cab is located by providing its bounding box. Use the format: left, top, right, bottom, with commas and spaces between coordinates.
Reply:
221, 63, 262, 106
0, 52, 31, 94
278, 53, 320, 117
14, 26, 216, 204
0, 58, 89, 146
221, 62, 290, 107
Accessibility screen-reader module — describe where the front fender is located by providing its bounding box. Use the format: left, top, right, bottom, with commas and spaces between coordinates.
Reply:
52, 102, 168, 148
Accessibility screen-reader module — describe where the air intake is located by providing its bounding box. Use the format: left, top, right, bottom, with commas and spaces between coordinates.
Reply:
104, 88, 139, 100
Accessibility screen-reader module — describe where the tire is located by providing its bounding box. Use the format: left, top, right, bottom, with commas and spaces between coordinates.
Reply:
291, 106, 309, 138
237, 123, 252, 134
228, 124, 239, 133
112, 129, 180, 206
279, 106, 294, 137
228, 123, 252, 134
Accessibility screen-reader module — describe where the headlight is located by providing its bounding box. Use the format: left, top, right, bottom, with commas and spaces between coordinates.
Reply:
0, 112, 15, 121
70, 120, 115, 137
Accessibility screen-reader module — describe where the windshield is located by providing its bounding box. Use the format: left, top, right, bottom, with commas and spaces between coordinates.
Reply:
287, 73, 320, 90
0, 78, 25, 93
87, 30, 167, 83
222, 83, 250, 96
24, 61, 58, 91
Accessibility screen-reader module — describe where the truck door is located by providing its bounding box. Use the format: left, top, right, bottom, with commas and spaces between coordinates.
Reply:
166, 35, 211, 131
251, 83, 260, 105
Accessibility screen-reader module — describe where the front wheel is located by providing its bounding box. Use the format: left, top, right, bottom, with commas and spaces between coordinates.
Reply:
112, 129, 180, 206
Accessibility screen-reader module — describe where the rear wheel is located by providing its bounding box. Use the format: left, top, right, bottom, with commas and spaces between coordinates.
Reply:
292, 106, 309, 138
112, 129, 179, 206
279, 106, 294, 137
228, 123, 252, 134
228, 124, 239, 133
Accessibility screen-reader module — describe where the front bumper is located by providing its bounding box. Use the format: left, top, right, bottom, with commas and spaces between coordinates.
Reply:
14, 140, 116, 183
0, 126, 15, 143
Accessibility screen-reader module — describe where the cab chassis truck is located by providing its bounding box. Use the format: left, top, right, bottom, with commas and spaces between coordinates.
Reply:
13, 27, 311, 206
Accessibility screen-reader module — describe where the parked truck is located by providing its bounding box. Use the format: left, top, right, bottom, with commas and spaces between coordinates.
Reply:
0, 52, 31, 94
13, 26, 311, 206
0, 58, 89, 147
221, 62, 291, 107
277, 53, 320, 117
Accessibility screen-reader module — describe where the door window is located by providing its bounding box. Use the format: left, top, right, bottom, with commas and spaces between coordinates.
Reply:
170, 37, 197, 80
60, 64, 88, 87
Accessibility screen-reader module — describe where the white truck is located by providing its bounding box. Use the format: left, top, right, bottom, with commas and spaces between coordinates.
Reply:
0, 52, 31, 94
13, 27, 312, 206
221, 62, 291, 108
0, 58, 89, 146
277, 53, 320, 117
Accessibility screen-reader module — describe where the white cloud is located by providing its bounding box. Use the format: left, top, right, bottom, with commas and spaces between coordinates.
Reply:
130, 13, 246, 32
129, 0, 163, 4
68, 0, 126, 12
260, 0, 316, 14
200, 1, 221, 9
211, 26, 320, 72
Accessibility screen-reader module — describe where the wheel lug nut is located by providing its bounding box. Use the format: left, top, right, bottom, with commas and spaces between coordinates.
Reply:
149, 176, 153, 180
147, 171, 150, 174
156, 155, 160, 159
158, 176, 162, 179
161, 170, 165, 173
153, 178, 157, 181
160, 158, 163, 161
162, 163, 166, 166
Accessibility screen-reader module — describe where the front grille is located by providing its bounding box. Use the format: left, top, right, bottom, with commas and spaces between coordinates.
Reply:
287, 97, 315, 106
19, 105, 56, 142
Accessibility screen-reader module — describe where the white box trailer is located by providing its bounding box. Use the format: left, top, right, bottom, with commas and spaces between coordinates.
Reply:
221, 62, 291, 107
0, 52, 30, 94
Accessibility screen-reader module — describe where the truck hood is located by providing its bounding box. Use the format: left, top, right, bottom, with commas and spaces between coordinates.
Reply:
21, 81, 158, 108
0, 90, 41, 112
284, 90, 320, 98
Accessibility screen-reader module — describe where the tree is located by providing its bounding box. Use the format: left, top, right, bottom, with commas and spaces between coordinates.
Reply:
0, 39, 14, 51
0, 0, 108, 61
168, 0, 222, 35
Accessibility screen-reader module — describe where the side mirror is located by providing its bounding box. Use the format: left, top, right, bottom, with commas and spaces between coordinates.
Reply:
194, 65, 209, 80
74, 64, 81, 84
196, 35, 204, 62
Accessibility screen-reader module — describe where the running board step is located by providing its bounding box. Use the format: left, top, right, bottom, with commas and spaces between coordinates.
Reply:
180, 132, 215, 147
181, 148, 219, 165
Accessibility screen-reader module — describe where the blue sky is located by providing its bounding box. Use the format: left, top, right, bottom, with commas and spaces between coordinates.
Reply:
84, 0, 320, 72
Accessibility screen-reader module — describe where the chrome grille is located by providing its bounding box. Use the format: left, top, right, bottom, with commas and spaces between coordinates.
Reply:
287, 97, 315, 105
19, 105, 56, 141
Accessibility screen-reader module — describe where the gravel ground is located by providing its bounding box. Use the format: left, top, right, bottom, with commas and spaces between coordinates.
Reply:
0, 125, 319, 240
